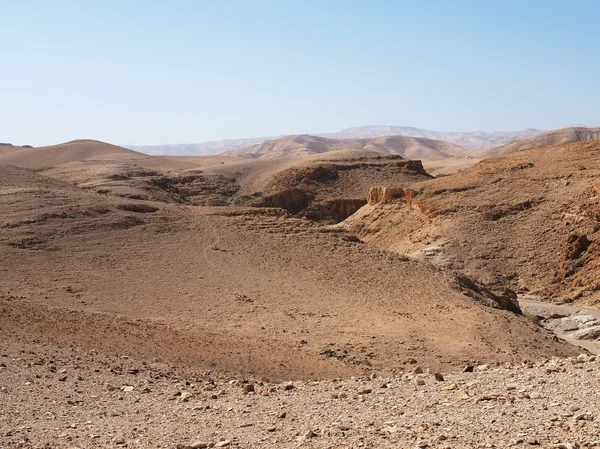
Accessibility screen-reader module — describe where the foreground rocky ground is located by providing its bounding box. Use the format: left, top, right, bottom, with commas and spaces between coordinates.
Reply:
1, 333, 599, 449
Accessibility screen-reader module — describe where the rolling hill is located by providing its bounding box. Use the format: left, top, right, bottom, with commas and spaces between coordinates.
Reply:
223, 134, 467, 159
0, 139, 150, 169
343, 139, 600, 304
487, 127, 600, 156
124, 126, 544, 156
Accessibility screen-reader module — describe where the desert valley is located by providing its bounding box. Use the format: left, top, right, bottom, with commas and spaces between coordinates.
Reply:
1, 126, 600, 448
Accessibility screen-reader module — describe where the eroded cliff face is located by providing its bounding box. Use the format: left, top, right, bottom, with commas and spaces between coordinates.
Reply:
344, 141, 600, 305
239, 155, 432, 222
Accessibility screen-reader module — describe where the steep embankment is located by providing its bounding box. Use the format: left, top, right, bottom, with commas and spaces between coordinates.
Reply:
343, 140, 600, 304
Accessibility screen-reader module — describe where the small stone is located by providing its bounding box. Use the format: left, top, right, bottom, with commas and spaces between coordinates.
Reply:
58, 376, 67, 382
284, 383, 295, 391
122, 385, 134, 392
179, 391, 193, 402
358, 388, 372, 395
278, 412, 287, 419
215, 441, 231, 448
416, 378, 426, 386
104, 383, 116, 391
260, 376, 270, 383
267, 426, 277, 432
433, 372, 444, 382
189, 442, 208, 449
243, 384, 255, 393
302, 430, 317, 440
440, 383, 457, 391
413, 366, 424, 374
477, 364, 490, 371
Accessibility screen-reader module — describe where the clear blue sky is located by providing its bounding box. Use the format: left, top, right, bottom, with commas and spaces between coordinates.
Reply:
1, 0, 598, 146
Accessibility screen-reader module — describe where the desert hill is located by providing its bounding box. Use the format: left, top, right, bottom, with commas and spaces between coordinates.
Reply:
0, 141, 446, 221
223, 134, 467, 159
343, 139, 600, 304
231, 151, 433, 221
328, 125, 543, 149
487, 127, 600, 156
126, 126, 543, 156
0, 139, 151, 169
0, 151, 579, 383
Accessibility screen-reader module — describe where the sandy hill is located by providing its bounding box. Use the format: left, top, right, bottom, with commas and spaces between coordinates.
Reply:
229, 151, 433, 221
0, 139, 151, 169
0, 164, 74, 189
343, 140, 600, 304
328, 125, 543, 150
0, 160, 578, 384
223, 134, 467, 159
126, 126, 543, 156
0, 142, 32, 155
3, 142, 450, 221
487, 127, 600, 156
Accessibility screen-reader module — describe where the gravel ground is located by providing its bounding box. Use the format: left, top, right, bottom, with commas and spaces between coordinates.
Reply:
1, 337, 599, 449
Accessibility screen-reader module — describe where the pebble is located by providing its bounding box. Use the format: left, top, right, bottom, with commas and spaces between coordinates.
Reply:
179, 391, 193, 402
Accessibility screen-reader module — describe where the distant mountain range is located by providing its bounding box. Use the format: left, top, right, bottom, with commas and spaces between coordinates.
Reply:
223, 134, 466, 160
485, 127, 600, 157
125, 126, 545, 156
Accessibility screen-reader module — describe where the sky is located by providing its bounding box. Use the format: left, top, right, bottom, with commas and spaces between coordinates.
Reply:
1, 0, 599, 146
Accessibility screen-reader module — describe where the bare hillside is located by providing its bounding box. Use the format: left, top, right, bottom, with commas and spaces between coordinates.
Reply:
224, 134, 467, 159
487, 127, 600, 156
125, 126, 543, 155
0, 164, 578, 384
0, 139, 151, 169
0, 141, 441, 222
329, 125, 543, 149
343, 140, 600, 304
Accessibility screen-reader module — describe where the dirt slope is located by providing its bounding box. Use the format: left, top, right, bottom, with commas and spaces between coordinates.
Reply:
0, 141, 444, 220
487, 127, 600, 156
224, 134, 467, 159
0, 139, 151, 169
0, 165, 578, 382
231, 151, 433, 221
343, 140, 600, 304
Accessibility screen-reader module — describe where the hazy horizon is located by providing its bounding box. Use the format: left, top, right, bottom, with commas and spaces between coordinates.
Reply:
2, 0, 599, 146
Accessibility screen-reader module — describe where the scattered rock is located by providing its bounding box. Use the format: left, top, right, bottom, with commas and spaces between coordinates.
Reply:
179, 391, 193, 402
189, 442, 208, 449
